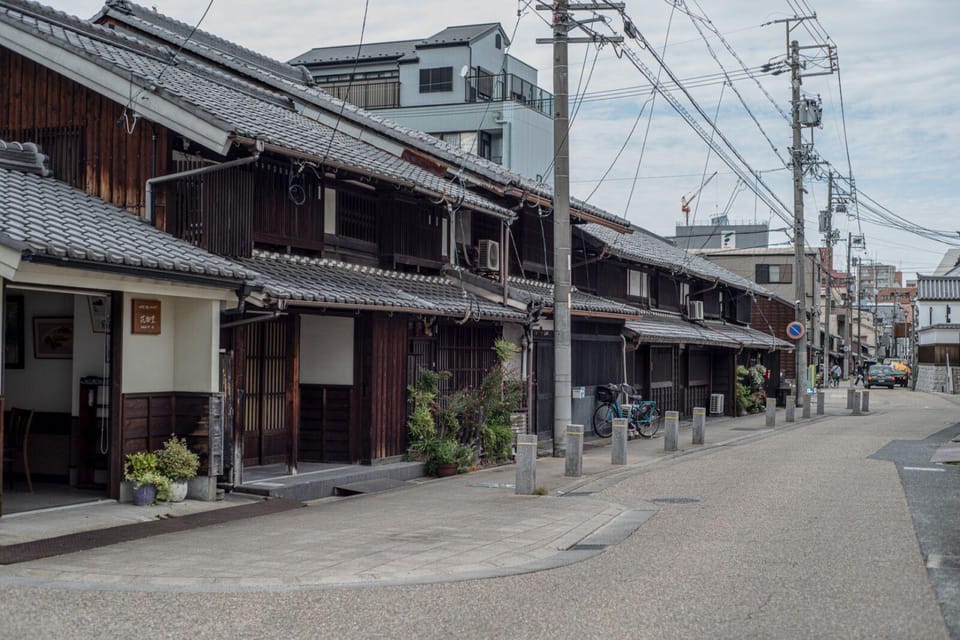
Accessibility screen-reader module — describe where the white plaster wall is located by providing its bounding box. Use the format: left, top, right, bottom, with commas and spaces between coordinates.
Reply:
503, 103, 553, 180
4, 290, 73, 412
71, 295, 109, 416
173, 298, 219, 392
122, 293, 175, 393
917, 301, 958, 330
300, 315, 354, 385
121, 294, 220, 394
400, 48, 470, 106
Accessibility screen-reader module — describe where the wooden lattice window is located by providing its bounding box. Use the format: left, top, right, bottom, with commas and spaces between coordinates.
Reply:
337, 190, 377, 244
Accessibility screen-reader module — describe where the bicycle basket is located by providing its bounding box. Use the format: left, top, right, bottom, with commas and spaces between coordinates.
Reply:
595, 385, 615, 403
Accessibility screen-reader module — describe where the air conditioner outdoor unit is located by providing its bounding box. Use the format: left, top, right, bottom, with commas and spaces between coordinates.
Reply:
477, 239, 500, 271
687, 300, 704, 321
709, 393, 724, 415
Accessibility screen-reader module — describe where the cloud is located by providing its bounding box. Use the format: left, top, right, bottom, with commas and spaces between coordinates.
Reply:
53, 0, 960, 274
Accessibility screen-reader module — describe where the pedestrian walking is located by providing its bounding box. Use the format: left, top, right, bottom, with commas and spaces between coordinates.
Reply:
830, 363, 842, 388
854, 363, 865, 387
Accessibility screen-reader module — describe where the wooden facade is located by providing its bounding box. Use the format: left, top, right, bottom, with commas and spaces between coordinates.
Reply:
752, 296, 796, 394
0, 50, 170, 215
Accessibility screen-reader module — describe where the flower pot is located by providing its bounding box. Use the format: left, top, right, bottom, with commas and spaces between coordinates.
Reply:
169, 479, 189, 502
435, 462, 459, 477
132, 482, 157, 506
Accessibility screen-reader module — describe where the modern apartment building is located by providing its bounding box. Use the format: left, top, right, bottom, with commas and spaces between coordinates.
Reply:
290, 24, 554, 180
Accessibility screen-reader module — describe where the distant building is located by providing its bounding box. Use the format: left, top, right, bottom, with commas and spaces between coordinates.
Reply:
915, 274, 960, 393
934, 248, 960, 276
674, 220, 770, 251
290, 24, 553, 179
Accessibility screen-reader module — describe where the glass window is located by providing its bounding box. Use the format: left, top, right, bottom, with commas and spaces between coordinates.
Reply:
419, 67, 453, 93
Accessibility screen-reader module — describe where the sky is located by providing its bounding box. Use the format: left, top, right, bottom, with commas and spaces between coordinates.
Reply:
49, 0, 960, 280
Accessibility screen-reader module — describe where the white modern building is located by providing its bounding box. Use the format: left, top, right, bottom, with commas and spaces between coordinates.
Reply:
290, 24, 554, 180
915, 274, 960, 393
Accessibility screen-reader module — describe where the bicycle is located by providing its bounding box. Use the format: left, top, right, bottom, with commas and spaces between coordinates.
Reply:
592, 383, 663, 439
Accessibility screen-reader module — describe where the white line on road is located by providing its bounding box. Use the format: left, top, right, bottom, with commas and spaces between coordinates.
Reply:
902, 466, 945, 472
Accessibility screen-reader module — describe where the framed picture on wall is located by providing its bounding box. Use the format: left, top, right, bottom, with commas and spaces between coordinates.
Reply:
33, 317, 74, 359
88, 296, 110, 334
4, 294, 25, 369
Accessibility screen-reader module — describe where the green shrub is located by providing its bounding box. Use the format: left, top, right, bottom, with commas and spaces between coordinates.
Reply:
156, 436, 200, 481
481, 422, 513, 463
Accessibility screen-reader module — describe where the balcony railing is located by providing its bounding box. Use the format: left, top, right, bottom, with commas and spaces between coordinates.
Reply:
465, 72, 553, 117
317, 80, 400, 109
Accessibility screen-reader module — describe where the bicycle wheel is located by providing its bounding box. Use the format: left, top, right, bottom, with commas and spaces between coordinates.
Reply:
592, 403, 615, 438
638, 407, 663, 438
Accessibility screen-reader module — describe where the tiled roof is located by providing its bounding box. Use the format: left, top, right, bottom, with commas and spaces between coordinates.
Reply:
422, 24, 502, 47
917, 275, 960, 301
92, 2, 630, 229
289, 40, 420, 66
0, 151, 255, 281
506, 277, 643, 317
579, 223, 778, 297
0, 140, 48, 175
288, 23, 502, 65
704, 320, 793, 350
97, 0, 312, 84
239, 251, 527, 322
0, 1, 513, 219
625, 312, 739, 347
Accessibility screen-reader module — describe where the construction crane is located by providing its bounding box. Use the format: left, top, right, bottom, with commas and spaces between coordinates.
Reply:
681, 171, 717, 225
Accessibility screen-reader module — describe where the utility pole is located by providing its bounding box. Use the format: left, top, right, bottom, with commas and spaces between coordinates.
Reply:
856, 255, 863, 368
845, 231, 853, 378
789, 38, 809, 399
537, 2, 622, 455
772, 15, 835, 398
820, 173, 834, 388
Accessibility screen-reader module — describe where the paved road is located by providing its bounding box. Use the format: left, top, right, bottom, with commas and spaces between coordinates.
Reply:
1, 388, 956, 639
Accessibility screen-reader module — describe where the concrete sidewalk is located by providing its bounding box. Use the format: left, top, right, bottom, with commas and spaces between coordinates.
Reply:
0, 390, 860, 593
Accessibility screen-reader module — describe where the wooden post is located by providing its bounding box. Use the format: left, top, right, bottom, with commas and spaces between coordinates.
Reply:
286, 313, 301, 475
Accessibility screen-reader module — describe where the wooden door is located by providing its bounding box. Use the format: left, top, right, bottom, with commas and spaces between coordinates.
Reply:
242, 319, 289, 466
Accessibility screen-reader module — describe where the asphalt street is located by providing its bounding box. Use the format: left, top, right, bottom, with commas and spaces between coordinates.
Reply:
0, 388, 957, 639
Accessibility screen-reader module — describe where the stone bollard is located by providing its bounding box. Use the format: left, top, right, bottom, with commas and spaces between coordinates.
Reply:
801, 393, 811, 419
852, 391, 862, 416
692, 407, 706, 445
664, 411, 680, 452
816, 390, 825, 415
786, 397, 796, 423
861, 390, 870, 413
846, 387, 856, 410
612, 418, 628, 465
564, 424, 584, 477
766, 401, 776, 427
515, 434, 537, 495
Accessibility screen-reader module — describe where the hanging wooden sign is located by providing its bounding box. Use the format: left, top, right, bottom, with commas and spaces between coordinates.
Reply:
131, 299, 161, 335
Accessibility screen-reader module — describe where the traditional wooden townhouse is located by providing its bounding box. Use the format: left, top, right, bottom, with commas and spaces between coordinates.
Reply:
0, 141, 256, 514
0, 0, 643, 493
574, 223, 794, 418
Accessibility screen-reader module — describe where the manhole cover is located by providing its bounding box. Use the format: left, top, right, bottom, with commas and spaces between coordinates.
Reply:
651, 497, 702, 504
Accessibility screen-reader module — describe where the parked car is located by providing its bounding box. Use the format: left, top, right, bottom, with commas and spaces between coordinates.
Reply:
865, 364, 896, 389
890, 368, 909, 387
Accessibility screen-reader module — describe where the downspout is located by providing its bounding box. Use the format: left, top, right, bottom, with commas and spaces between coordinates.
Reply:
622, 334, 628, 386
145, 152, 260, 224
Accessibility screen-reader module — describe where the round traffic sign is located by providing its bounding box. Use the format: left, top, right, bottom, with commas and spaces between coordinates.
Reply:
786, 321, 805, 340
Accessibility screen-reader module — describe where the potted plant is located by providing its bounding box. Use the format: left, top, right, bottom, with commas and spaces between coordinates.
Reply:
124, 451, 171, 506
155, 436, 200, 502
417, 436, 474, 477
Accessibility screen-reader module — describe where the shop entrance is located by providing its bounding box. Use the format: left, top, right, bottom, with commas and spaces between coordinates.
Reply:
1, 288, 112, 515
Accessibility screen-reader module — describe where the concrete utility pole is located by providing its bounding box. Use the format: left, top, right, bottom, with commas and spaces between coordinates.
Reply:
821, 173, 833, 388
845, 232, 853, 378
790, 38, 808, 398
538, 1, 622, 455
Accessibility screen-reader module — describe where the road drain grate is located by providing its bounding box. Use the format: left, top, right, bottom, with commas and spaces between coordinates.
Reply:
568, 543, 608, 551
651, 497, 702, 505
